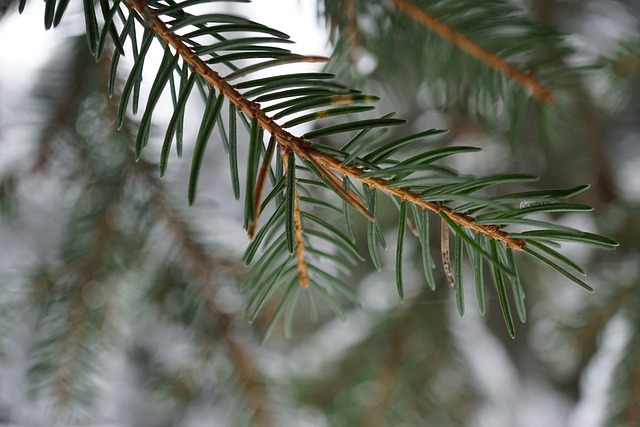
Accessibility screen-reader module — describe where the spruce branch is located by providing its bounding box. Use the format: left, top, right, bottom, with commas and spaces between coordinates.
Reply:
18, 40, 142, 411
27, 181, 125, 408
356, 310, 415, 427
3, 0, 635, 422
123, 0, 530, 247
389, 0, 554, 103
23, 0, 617, 336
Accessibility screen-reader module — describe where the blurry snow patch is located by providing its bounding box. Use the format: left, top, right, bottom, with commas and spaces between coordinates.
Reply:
517, 380, 572, 427
568, 314, 629, 427
243, 0, 328, 57
0, 173, 67, 273
359, 270, 400, 312
351, 47, 378, 76
456, 297, 573, 427
213, 286, 245, 315
615, 132, 640, 200
279, 406, 330, 427
581, 1, 637, 54
413, 108, 450, 131
272, 311, 374, 377
454, 306, 519, 414
0, 4, 56, 89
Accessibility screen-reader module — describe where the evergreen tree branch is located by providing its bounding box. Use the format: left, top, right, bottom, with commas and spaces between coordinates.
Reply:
296, 287, 473, 424
31, 62, 86, 173
114, 0, 613, 333
21, 0, 616, 336
123, 0, 529, 250
18, 40, 143, 411
26, 180, 124, 409
389, 0, 555, 103
3, 0, 633, 421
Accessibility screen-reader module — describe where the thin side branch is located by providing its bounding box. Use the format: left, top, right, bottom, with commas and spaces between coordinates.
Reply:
248, 136, 277, 239
305, 154, 373, 221
282, 153, 310, 288
293, 187, 310, 289
123, 0, 527, 251
390, 0, 555, 103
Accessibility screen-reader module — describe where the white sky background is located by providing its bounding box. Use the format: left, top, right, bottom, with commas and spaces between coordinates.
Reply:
0, 0, 330, 89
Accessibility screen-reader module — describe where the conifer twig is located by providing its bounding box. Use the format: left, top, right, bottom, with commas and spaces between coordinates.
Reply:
389, 0, 555, 103
123, 0, 527, 252
357, 298, 427, 427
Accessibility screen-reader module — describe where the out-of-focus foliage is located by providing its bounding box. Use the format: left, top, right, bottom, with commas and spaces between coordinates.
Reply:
0, 0, 638, 426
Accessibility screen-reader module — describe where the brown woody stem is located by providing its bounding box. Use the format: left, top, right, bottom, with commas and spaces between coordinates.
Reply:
293, 190, 310, 288
282, 152, 310, 288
